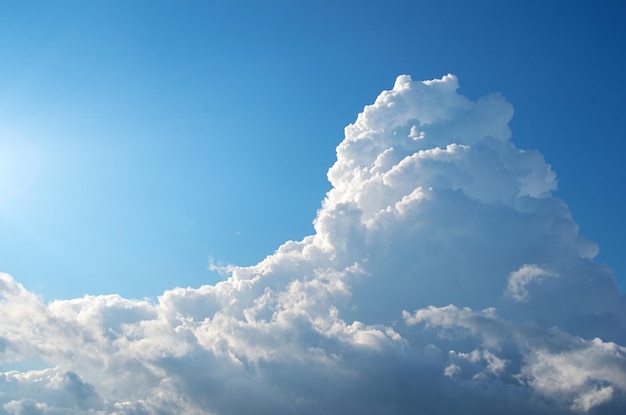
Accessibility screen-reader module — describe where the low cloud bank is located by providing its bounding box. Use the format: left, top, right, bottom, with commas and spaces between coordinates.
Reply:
1, 75, 625, 414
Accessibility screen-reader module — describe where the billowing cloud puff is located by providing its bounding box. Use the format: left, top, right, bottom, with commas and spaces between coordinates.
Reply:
1, 75, 625, 414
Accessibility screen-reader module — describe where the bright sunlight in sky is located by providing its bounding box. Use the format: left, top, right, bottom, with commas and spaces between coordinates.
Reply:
1, 1, 625, 414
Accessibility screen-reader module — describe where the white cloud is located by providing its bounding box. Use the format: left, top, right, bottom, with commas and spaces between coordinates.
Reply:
572, 386, 615, 412
505, 264, 557, 302
1, 75, 626, 414
404, 304, 626, 410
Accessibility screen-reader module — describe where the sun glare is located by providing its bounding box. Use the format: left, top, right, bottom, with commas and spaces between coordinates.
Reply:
0, 131, 40, 205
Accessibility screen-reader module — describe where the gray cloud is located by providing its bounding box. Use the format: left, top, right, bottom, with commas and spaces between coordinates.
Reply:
1, 75, 625, 414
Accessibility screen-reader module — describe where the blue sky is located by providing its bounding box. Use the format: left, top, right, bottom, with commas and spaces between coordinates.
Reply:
1, 0, 624, 300
2, 2, 626, 413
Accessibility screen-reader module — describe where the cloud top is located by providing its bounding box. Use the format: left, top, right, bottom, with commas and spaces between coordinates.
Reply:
1, 75, 625, 414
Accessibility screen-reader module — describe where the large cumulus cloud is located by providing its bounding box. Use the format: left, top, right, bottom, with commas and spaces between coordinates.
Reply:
1, 75, 625, 414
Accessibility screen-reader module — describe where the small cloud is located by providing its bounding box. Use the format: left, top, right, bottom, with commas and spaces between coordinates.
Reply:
408, 125, 426, 140
571, 386, 614, 412
505, 264, 557, 302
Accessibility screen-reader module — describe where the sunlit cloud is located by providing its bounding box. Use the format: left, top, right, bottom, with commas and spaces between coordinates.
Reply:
1, 75, 625, 414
